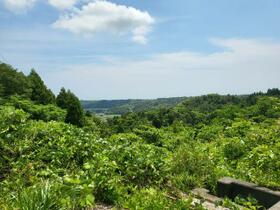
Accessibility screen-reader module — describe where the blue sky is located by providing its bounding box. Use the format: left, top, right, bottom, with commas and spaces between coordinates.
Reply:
0, 0, 279, 99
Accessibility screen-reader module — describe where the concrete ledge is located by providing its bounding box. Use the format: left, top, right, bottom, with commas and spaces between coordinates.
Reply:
269, 201, 280, 210
191, 188, 233, 210
217, 177, 280, 209
192, 188, 223, 203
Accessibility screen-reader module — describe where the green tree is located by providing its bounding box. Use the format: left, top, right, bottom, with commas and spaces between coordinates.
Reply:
0, 84, 3, 96
56, 87, 68, 109
0, 63, 31, 98
267, 88, 280, 97
28, 69, 55, 105
57, 88, 85, 127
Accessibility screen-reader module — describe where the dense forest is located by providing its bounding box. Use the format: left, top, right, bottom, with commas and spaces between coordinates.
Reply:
0, 63, 280, 209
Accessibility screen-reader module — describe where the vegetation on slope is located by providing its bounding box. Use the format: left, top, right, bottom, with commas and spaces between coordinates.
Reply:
0, 62, 280, 209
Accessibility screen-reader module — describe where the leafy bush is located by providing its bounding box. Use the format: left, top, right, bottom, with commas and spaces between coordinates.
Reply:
108, 133, 168, 186
223, 138, 246, 160
0, 106, 29, 134
6, 96, 66, 122
122, 188, 196, 210
133, 125, 163, 146
169, 143, 217, 192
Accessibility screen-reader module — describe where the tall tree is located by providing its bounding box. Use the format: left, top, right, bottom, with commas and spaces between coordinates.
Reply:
28, 69, 55, 104
0, 83, 3, 97
0, 63, 31, 98
57, 88, 85, 127
56, 87, 68, 109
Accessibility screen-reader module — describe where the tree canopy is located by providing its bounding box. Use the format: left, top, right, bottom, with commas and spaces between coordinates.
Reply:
57, 88, 85, 127
0, 63, 31, 98
28, 69, 56, 104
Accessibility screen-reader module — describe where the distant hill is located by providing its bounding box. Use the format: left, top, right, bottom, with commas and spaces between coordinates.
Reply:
81, 97, 188, 115
81, 88, 280, 115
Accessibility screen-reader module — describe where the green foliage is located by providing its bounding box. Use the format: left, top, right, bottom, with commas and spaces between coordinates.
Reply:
178, 94, 242, 113
65, 99, 85, 127
223, 138, 246, 160
57, 88, 85, 127
56, 87, 68, 109
122, 188, 198, 210
108, 133, 167, 186
28, 69, 56, 105
82, 97, 187, 115
0, 181, 96, 210
169, 143, 217, 192
196, 125, 223, 142
0, 63, 31, 98
234, 195, 264, 210
217, 195, 264, 210
247, 97, 280, 120
5, 96, 66, 122
0, 105, 29, 133
267, 88, 280, 97
133, 125, 163, 146
1, 73, 280, 210
0, 106, 29, 181
8, 182, 58, 210
0, 84, 3, 96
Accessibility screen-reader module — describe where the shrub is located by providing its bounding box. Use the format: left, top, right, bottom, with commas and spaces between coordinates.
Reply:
122, 188, 196, 210
223, 138, 246, 160
169, 143, 217, 192
108, 133, 168, 186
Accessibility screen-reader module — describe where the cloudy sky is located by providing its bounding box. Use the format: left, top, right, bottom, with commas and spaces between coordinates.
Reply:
0, 0, 279, 99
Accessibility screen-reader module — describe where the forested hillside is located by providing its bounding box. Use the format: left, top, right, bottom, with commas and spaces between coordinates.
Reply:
81, 97, 187, 115
1, 63, 280, 209
81, 90, 280, 115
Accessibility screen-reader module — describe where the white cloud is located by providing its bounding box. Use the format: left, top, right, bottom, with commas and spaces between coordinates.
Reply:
53, 0, 154, 44
48, 0, 79, 10
3, 0, 36, 13
44, 38, 280, 99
